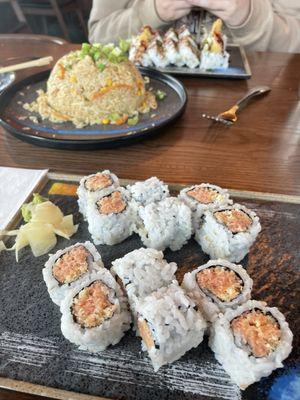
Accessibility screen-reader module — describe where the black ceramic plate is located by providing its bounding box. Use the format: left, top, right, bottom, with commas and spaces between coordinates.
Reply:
154, 44, 252, 79
0, 68, 187, 149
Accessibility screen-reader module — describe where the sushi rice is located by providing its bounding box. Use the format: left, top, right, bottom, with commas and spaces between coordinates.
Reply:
77, 170, 120, 219
136, 281, 207, 371
60, 270, 131, 352
43, 241, 103, 306
209, 300, 293, 389
135, 197, 192, 251
182, 259, 253, 322
195, 203, 261, 262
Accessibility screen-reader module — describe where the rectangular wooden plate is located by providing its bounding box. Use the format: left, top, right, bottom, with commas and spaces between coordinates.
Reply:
0, 173, 299, 400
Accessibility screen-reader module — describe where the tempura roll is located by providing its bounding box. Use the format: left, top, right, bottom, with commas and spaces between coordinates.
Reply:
196, 203, 261, 262
147, 33, 169, 68
43, 241, 103, 306
136, 282, 207, 371
86, 187, 136, 245
182, 259, 253, 322
135, 197, 192, 251
60, 270, 131, 352
179, 183, 232, 231
209, 300, 293, 389
77, 170, 120, 219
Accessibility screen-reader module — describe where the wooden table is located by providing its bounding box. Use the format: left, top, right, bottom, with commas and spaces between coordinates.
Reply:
1, 35, 300, 197
0, 34, 300, 400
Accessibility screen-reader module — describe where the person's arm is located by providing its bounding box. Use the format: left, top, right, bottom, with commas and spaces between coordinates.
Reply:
228, 0, 300, 53
88, 0, 166, 44
188, 0, 300, 53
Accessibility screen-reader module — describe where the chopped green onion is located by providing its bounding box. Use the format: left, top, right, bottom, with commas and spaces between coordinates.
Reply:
108, 112, 122, 121
156, 89, 167, 101
97, 63, 106, 72
127, 115, 139, 126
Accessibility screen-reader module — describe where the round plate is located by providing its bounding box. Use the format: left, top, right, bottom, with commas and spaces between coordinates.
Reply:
0, 68, 187, 149
0, 72, 15, 92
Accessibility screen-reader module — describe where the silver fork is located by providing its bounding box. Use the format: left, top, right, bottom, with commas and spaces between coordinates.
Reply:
202, 86, 271, 126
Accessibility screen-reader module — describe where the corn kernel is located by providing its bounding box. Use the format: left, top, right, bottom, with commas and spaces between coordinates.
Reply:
101, 118, 110, 124
70, 75, 77, 83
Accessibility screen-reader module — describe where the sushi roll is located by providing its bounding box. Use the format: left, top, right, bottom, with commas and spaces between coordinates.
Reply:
178, 183, 232, 231
178, 37, 200, 69
60, 270, 131, 352
136, 282, 207, 371
86, 187, 136, 245
77, 170, 119, 219
209, 300, 293, 389
127, 176, 169, 207
147, 33, 169, 68
129, 25, 155, 67
135, 197, 192, 251
195, 203, 261, 262
200, 19, 230, 70
111, 247, 177, 321
163, 28, 184, 67
43, 241, 103, 306
181, 259, 253, 322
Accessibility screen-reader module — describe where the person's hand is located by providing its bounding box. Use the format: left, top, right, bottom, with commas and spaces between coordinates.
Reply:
188, 0, 251, 26
155, 0, 192, 22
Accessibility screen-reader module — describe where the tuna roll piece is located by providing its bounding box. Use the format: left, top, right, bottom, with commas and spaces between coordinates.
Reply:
195, 203, 261, 262
137, 282, 207, 371
182, 259, 253, 322
179, 183, 232, 231
135, 197, 192, 251
60, 270, 131, 352
77, 170, 119, 219
86, 187, 136, 245
111, 247, 177, 323
209, 300, 293, 389
43, 241, 103, 306
127, 176, 169, 207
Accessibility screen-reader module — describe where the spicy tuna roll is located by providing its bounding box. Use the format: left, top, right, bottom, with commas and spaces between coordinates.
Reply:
60, 270, 131, 352
77, 170, 119, 219
127, 176, 169, 207
135, 197, 192, 251
43, 241, 103, 306
111, 247, 177, 322
86, 187, 136, 245
182, 259, 253, 322
179, 183, 232, 230
209, 300, 293, 389
136, 282, 207, 371
195, 203, 261, 262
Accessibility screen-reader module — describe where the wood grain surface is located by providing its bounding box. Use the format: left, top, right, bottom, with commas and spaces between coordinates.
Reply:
1, 35, 300, 196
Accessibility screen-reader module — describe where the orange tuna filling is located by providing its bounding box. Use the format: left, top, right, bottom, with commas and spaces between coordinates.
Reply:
97, 191, 126, 215
231, 310, 281, 358
187, 187, 220, 204
72, 281, 116, 328
196, 266, 243, 302
138, 319, 155, 350
52, 245, 89, 284
214, 209, 252, 233
85, 173, 112, 192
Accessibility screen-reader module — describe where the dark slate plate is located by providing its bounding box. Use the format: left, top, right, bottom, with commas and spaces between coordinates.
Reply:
0, 181, 299, 400
149, 45, 251, 80
0, 68, 186, 150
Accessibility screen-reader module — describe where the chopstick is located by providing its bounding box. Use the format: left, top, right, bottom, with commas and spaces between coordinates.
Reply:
0, 56, 53, 74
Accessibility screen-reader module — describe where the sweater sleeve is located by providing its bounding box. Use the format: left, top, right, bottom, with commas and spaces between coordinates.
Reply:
228, 0, 300, 53
88, 0, 169, 44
